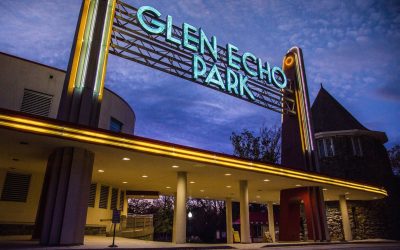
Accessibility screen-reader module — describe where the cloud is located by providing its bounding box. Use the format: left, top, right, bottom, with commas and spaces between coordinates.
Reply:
1, 0, 399, 152
0, 0, 81, 69
376, 81, 400, 102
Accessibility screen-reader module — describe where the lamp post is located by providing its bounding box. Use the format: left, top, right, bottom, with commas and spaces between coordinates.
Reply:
188, 211, 193, 242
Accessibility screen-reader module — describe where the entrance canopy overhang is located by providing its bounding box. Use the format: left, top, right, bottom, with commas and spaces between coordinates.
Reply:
0, 109, 387, 202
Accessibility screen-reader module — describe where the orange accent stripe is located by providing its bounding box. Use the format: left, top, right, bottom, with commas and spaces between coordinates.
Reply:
293, 53, 307, 153
0, 113, 388, 197
98, 0, 116, 100
67, 0, 91, 94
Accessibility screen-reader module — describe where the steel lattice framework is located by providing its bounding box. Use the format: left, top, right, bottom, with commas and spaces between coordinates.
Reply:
110, 1, 296, 114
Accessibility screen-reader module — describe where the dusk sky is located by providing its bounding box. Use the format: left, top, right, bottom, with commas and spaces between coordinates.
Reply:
0, 0, 399, 154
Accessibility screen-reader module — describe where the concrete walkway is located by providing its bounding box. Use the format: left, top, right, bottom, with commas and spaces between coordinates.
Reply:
0, 235, 399, 250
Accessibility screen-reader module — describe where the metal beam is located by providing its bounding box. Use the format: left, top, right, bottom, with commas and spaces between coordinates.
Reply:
110, 1, 296, 115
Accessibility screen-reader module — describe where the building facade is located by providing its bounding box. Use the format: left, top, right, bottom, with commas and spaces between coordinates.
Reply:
0, 52, 136, 236
0, 50, 393, 244
311, 86, 400, 240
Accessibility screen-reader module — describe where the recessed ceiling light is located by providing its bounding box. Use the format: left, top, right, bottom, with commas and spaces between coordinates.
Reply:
190, 181, 195, 184
172, 165, 179, 168
295, 184, 302, 187
256, 195, 260, 198
200, 190, 205, 192
226, 185, 231, 188
98, 169, 104, 173
142, 175, 148, 178
323, 188, 328, 191
166, 186, 171, 189
263, 179, 270, 182
122, 181, 128, 184
225, 173, 231, 176
122, 157, 130, 161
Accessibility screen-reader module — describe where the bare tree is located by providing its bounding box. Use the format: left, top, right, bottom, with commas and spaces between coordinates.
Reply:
230, 125, 281, 163
388, 144, 400, 176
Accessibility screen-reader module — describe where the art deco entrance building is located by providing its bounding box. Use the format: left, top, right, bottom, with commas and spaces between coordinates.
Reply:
0, 51, 387, 245
0, 0, 391, 246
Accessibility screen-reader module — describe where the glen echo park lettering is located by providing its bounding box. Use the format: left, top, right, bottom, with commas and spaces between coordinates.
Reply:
136, 6, 288, 102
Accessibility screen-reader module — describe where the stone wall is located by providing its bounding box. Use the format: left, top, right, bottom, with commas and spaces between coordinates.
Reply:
318, 133, 400, 240
325, 200, 388, 241
325, 202, 344, 241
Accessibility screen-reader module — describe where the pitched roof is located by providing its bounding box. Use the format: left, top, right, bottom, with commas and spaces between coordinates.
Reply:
311, 85, 368, 133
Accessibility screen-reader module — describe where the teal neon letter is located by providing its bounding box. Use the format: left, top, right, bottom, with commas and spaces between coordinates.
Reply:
226, 68, 239, 95
166, 15, 181, 45
206, 65, 225, 90
271, 67, 287, 89
257, 58, 272, 84
242, 52, 258, 77
239, 73, 255, 100
199, 28, 218, 61
227, 43, 241, 70
137, 6, 165, 34
183, 23, 199, 52
192, 55, 207, 79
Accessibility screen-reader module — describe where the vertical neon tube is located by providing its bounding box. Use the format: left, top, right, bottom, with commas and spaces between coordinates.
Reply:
74, 0, 99, 89
94, 0, 116, 100
67, 0, 91, 94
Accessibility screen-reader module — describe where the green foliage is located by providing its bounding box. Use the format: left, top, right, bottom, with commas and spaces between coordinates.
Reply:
230, 125, 281, 163
153, 196, 174, 235
187, 199, 226, 243
128, 196, 174, 241
388, 144, 400, 176
128, 197, 226, 243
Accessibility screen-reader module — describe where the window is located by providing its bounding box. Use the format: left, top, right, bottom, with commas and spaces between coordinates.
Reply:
99, 185, 109, 209
88, 183, 97, 208
111, 188, 118, 210
110, 117, 123, 133
325, 138, 335, 157
351, 137, 363, 157
20, 89, 53, 117
119, 190, 125, 211
317, 138, 335, 158
1, 172, 31, 202
317, 139, 325, 158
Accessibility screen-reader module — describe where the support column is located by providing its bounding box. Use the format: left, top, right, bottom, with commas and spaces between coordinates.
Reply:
279, 187, 329, 241
122, 190, 128, 217
267, 202, 276, 242
239, 180, 251, 243
34, 147, 94, 245
172, 192, 177, 243
339, 195, 352, 241
173, 172, 187, 244
225, 198, 233, 244
32, 0, 115, 246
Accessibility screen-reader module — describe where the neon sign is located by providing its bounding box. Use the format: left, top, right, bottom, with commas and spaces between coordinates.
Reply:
136, 6, 287, 101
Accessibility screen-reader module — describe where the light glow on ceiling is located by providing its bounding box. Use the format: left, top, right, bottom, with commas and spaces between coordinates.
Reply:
0, 113, 387, 197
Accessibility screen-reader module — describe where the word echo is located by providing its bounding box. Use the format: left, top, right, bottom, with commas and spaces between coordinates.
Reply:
137, 6, 287, 101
